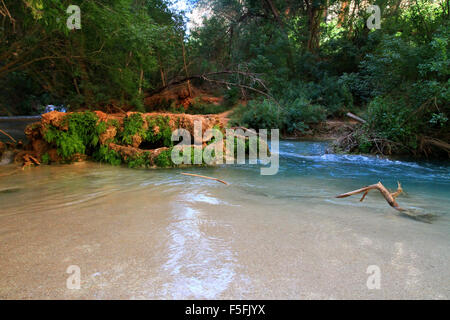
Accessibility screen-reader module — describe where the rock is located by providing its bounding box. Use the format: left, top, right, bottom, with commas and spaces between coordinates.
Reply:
48, 149, 61, 162
94, 110, 108, 122
108, 143, 144, 159
25, 122, 44, 140
131, 134, 142, 148
41, 110, 67, 128
71, 153, 87, 162
20, 110, 224, 167
99, 126, 117, 145
32, 139, 48, 157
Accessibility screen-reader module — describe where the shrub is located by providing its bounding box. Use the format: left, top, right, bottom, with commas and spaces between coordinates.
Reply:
365, 96, 417, 149
231, 99, 282, 130
231, 97, 326, 134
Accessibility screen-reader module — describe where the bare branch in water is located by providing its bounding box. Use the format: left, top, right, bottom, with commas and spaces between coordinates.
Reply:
336, 181, 405, 211
0, 129, 16, 143
181, 173, 228, 185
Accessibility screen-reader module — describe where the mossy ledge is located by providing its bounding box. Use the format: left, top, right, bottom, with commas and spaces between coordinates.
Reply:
21, 111, 225, 168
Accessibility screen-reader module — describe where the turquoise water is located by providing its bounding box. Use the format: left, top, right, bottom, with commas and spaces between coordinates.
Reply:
270, 141, 450, 218
0, 140, 449, 299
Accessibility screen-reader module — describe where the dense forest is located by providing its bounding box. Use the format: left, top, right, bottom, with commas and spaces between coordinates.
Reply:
1, 0, 449, 157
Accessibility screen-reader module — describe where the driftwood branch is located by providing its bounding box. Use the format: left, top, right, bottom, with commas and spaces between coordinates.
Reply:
21, 154, 40, 170
181, 173, 228, 185
336, 181, 404, 211
0, 129, 16, 143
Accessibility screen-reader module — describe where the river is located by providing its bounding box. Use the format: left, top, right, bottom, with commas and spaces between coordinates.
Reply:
0, 140, 449, 299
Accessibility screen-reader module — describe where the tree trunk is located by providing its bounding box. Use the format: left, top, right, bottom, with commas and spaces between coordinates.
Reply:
181, 37, 192, 97
307, 3, 325, 53
338, 1, 349, 27
157, 52, 166, 87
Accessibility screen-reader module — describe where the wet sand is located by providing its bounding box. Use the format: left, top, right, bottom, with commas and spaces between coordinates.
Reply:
0, 146, 449, 299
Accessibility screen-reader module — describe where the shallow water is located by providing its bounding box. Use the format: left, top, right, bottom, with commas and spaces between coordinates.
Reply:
0, 141, 449, 299
0, 116, 41, 142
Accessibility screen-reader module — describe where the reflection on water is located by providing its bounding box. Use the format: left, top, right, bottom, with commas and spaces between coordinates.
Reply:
0, 141, 449, 299
162, 201, 236, 299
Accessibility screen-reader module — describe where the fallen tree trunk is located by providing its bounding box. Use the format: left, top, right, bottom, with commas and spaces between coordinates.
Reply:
346, 112, 367, 124
336, 181, 405, 211
146, 70, 280, 107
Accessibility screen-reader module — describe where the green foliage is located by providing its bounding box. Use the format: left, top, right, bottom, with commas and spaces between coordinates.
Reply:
119, 113, 173, 148
3, 0, 449, 157
185, 99, 230, 115
93, 145, 122, 166
41, 152, 50, 165
154, 148, 174, 167
231, 97, 326, 134
0, 0, 186, 115
231, 99, 282, 130
121, 113, 145, 145
145, 115, 173, 147
363, 96, 417, 150
223, 87, 240, 108
43, 111, 105, 160
355, 133, 373, 154
44, 126, 85, 160
126, 152, 151, 168
281, 98, 326, 134
430, 113, 448, 128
